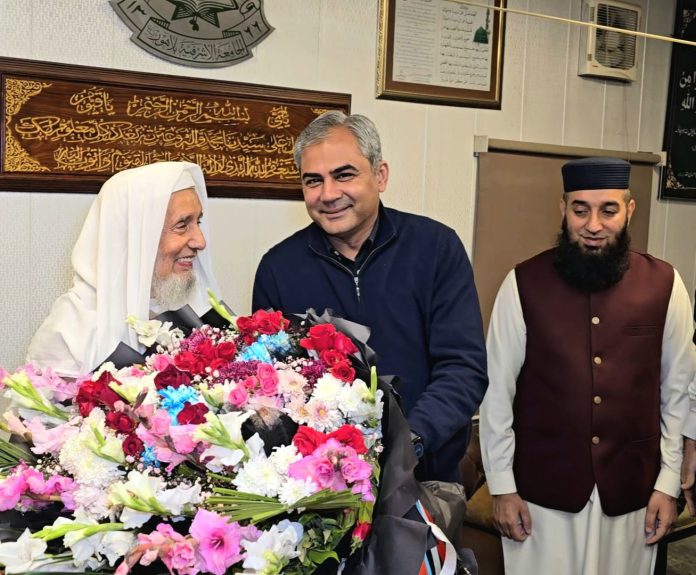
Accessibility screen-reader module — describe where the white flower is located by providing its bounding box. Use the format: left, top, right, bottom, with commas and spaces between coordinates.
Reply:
110, 470, 202, 527
71, 485, 114, 520
276, 368, 308, 398
336, 381, 384, 424
109, 469, 166, 528
301, 397, 344, 432
157, 482, 202, 516
0, 529, 48, 574
311, 374, 343, 408
200, 444, 246, 472
242, 520, 303, 573
232, 435, 283, 497
200, 381, 234, 407
269, 444, 301, 475
99, 531, 136, 566
125, 317, 181, 348
59, 413, 124, 490
278, 478, 319, 506
196, 411, 253, 471
92, 362, 117, 380
109, 370, 158, 405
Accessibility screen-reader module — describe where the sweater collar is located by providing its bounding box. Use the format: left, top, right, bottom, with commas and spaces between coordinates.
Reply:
307, 202, 396, 253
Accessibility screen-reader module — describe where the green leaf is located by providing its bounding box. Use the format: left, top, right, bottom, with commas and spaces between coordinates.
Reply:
307, 548, 339, 565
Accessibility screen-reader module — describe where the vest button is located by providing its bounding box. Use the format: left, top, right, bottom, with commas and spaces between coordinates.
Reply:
593, 395, 602, 404
592, 436, 600, 445
593, 356, 602, 365
591, 316, 600, 325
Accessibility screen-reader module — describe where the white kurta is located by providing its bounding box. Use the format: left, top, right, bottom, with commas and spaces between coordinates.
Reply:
26, 162, 221, 378
480, 267, 696, 575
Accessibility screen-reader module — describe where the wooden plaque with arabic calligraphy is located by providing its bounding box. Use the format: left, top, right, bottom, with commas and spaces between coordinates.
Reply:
0, 57, 350, 199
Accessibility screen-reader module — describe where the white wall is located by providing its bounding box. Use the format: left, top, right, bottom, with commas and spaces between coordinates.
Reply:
1, 0, 695, 371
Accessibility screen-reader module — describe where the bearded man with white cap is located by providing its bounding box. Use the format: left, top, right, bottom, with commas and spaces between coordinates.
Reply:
479, 157, 696, 574
26, 161, 220, 378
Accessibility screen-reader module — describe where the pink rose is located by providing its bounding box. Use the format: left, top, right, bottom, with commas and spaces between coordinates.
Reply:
256, 364, 279, 396
228, 384, 248, 408
339, 455, 372, 483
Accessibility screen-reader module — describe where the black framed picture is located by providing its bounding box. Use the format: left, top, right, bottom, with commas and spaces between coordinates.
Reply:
660, 0, 696, 200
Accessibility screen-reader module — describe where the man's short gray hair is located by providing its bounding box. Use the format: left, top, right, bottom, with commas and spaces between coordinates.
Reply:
293, 110, 383, 172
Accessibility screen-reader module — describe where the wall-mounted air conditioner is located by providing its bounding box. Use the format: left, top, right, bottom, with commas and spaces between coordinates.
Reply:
578, 0, 641, 82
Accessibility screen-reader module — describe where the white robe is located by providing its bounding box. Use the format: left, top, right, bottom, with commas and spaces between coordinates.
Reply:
26, 162, 221, 378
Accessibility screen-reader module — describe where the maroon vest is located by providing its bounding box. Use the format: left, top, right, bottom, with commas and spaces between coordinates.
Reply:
513, 249, 673, 516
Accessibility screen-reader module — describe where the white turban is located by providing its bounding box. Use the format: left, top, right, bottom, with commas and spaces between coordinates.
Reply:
26, 162, 220, 377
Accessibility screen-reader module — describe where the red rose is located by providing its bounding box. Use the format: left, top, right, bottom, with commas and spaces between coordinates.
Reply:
300, 324, 337, 352
330, 360, 355, 383
122, 433, 144, 458
332, 333, 358, 356
75, 377, 121, 417
328, 425, 367, 454
253, 310, 289, 335
154, 364, 192, 390
92, 373, 122, 408
105, 411, 135, 434
352, 521, 371, 541
215, 341, 237, 361
319, 349, 345, 367
236, 315, 258, 336
194, 340, 216, 363
177, 402, 209, 425
174, 351, 198, 373
293, 426, 328, 456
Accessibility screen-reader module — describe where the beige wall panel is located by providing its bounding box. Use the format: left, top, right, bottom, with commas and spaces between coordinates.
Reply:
521, 0, 570, 144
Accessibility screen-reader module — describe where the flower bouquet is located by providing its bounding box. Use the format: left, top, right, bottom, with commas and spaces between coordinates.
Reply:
0, 305, 384, 575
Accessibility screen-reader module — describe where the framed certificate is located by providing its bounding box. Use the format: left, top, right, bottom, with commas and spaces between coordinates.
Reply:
377, 0, 506, 108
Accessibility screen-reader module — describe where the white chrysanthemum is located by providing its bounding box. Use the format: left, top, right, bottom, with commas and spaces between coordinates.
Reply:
72, 485, 114, 520
311, 374, 343, 408
232, 437, 284, 498
301, 397, 344, 432
269, 444, 300, 475
278, 477, 319, 506
59, 425, 124, 489
276, 368, 308, 398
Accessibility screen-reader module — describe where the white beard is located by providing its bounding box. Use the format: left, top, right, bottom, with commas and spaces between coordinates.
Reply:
151, 272, 197, 311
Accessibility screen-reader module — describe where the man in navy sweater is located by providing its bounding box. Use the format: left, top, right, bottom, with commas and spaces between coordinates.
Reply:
252, 111, 487, 482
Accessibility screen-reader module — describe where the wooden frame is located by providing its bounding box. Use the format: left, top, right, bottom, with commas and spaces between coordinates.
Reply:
0, 57, 351, 199
660, 0, 696, 201
376, 0, 505, 108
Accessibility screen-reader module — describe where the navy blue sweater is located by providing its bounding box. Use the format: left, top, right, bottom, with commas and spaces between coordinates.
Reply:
252, 206, 488, 482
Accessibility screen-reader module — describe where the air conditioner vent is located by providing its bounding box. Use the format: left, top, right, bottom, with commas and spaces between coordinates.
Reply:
578, 1, 641, 82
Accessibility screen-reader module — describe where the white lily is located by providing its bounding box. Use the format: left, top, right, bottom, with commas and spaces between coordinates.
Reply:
0, 529, 48, 574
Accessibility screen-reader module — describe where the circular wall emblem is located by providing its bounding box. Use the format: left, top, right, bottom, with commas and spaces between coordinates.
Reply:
110, 0, 274, 68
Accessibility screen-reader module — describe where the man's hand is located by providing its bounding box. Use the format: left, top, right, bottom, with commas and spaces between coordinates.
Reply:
681, 437, 696, 516
644, 490, 677, 545
492, 492, 532, 542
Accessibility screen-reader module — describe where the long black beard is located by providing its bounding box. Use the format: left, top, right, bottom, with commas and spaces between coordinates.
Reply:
553, 219, 631, 292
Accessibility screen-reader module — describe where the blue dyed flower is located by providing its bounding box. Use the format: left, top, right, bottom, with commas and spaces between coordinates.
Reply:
239, 341, 273, 364
141, 445, 161, 468
259, 331, 292, 355
159, 385, 200, 423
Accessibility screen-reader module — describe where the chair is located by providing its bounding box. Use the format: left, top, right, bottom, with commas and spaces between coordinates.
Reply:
653, 507, 696, 575
458, 419, 505, 575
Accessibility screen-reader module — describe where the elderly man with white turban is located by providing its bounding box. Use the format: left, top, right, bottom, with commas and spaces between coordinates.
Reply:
27, 162, 220, 378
